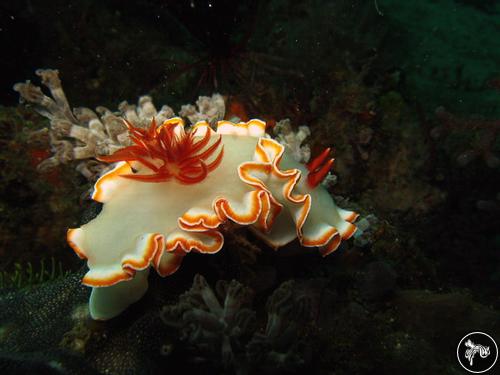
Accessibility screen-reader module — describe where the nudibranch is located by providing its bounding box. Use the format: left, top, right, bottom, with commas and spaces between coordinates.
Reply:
67, 118, 358, 320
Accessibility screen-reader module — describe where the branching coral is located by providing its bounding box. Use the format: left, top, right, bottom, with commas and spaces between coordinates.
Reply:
13, 69, 225, 181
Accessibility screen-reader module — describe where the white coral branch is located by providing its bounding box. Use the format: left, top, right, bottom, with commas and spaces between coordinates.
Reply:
14, 69, 225, 181
272, 119, 311, 163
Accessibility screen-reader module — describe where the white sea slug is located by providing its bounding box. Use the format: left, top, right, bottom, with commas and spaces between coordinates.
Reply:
67, 118, 358, 319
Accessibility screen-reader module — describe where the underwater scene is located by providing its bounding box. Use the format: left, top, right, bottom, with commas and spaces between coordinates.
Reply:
0, 0, 499, 374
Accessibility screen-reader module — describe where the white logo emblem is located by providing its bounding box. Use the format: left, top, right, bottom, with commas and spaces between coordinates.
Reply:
464, 339, 491, 366
457, 332, 498, 373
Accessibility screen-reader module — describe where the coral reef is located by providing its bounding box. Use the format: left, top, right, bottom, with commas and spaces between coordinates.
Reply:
245, 280, 313, 373
352, 214, 381, 247
272, 118, 341, 189
432, 106, 499, 168
161, 275, 314, 374
0, 260, 497, 374
161, 274, 255, 369
0, 106, 84, 277
337, 88, 448, 215
357, 260, 397, 301
13, 70, 225, 181
0, 269, 95, 373
272, 118, 311, 163
0, 268, 172, 374
179, 94, 225, 126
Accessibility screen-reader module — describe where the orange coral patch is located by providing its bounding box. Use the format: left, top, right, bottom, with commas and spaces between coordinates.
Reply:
225, 97, 249, 122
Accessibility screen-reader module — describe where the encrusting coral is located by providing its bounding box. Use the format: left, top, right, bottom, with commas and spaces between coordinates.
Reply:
15, 69, 359, 321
